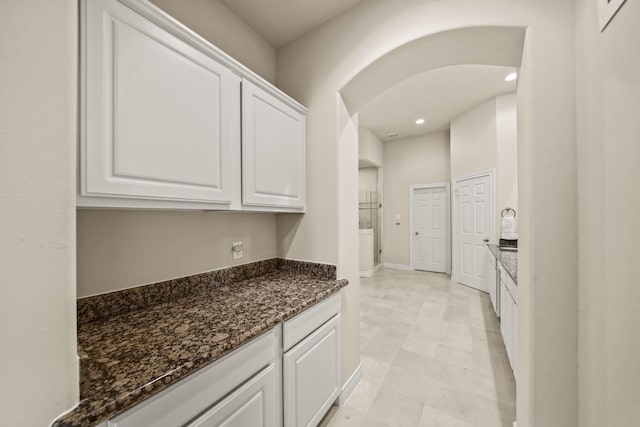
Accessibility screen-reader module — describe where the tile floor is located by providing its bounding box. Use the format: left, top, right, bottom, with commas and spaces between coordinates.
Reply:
320, 269, 516, 427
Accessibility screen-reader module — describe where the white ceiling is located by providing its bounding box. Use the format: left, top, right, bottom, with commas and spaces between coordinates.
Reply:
358, 64, 517, 142
220, 0, 362, 48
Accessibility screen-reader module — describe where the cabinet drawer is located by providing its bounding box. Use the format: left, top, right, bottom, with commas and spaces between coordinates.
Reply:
187, 364, 277, 427
108, 330, 275, 427
283, 294, 340, 352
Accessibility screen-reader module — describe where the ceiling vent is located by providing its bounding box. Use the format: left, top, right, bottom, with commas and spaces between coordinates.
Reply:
387, 132, 400, 138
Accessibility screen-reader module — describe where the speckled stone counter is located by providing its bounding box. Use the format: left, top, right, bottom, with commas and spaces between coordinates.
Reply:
54, 259, 347, 427
488, 244, 518, 283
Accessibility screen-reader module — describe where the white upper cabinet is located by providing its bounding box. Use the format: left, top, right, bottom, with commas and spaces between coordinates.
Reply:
79, 0, 306, 211
242, 80, 306, 210
80, 0, 241, 209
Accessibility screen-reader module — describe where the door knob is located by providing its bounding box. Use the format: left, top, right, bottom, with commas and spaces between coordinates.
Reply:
415, 232, 419, 235
483, 238, 489, 242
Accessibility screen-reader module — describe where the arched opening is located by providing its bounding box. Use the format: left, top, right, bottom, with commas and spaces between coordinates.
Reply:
326, 15, 579, 423
276, 3, 579, 424
340, 26, 525, 112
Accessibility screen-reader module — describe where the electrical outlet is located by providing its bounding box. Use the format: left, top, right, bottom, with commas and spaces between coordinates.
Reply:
232, 241, 243, 260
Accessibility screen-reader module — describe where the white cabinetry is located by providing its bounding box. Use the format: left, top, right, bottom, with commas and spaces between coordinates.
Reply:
108, 329, 278, 427
485, 247, 499, 316
242, 80, 305, 210
79, 0, 306, 211
498, 266, 518, 377
104, 295, 342, 427
283, 295, 341, 427
80, 0, 240, 209
188, 364, 277, 427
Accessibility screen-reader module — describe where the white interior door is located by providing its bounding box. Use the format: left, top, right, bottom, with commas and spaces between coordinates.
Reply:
455, 173, 493, 291
411, 186, 448, 273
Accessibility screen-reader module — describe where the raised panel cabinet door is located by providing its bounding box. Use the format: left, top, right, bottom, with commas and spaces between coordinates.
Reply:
284, 315, 340, 427
187, 364, 277, 427
512, 302, 518, 377
500, 280, 511, 361
485, 248, 497, 313
242, 79, 305, 209
82, 0, 240, 205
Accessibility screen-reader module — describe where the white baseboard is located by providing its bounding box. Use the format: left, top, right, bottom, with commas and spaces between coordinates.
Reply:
513, 422, 517, 427
359, 270, 373, 278
336, 363, 362, 406
383, 262, 412, 271
374, 263, 383, 272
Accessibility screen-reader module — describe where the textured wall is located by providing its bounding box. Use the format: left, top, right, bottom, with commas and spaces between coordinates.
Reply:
0, 1, 79, 424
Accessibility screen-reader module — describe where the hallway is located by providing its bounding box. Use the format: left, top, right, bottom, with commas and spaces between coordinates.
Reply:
322, 269, 516, 427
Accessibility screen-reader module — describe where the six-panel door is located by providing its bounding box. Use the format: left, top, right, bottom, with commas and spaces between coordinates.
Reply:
455, 174, 492, 291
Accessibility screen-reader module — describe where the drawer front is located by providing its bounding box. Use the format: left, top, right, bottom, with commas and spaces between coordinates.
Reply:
109, 330, 275, 427
284, 314, 341, 427
283, 294, 340, 351
188, 364, 277, 427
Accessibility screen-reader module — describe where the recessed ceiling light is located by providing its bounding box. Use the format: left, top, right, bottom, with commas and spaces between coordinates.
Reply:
415, 118, 425, 125
505, 72, 518, 82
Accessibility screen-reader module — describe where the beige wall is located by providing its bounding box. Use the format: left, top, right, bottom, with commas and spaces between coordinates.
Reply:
516, 13, 578, 425
277, 1, 578, 425
0, 1, 79, 425
78, 0, 279, 296
78, 212, 277, 297
450, 97, 498, 179
450, 97, 499, 240
358, 167, 378, 192
496, 92, 518, 224
150, 0, 276, 83
383, 131, 450, 266
358, 127, 384, 167
451, 93, 518, 241
337, 96, 362, 389
515, 32, 535, 426
575, 0, 640, 425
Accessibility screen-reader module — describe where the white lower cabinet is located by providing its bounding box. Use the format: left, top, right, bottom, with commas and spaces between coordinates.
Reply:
512, 302, 518, 379
485, 247, 499, 316
105, 295, 342, 427
499, 272, 518, 377
283, 315, 341, 427
188, 364, 277, 427
500, 280, 511, 360
108, 330, 276, 427
80, 0, 306, 212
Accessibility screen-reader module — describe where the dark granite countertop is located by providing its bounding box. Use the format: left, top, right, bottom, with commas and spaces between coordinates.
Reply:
54, 260, 347, 427
488, 244, 518, 283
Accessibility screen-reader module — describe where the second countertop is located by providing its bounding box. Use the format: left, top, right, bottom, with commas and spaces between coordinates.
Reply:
488, 244, 518, 283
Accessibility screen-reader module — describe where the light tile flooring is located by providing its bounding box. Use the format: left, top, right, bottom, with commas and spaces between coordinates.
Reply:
320, 269, 516, 427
